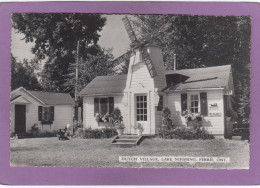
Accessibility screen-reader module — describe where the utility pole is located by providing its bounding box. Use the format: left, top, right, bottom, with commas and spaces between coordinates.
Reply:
173, 53, 177, 71
75, 40, 80, 102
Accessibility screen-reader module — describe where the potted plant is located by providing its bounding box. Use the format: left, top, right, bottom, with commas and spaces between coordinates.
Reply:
133, 123, 144, 135
115, 123, 125, 136
111, 107, 124, 135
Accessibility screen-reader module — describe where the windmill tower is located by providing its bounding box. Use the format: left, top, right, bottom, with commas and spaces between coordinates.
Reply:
113, 16, 174, 135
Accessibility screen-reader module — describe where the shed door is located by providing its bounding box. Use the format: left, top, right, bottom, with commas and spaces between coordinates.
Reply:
136, 95, 150, 134
15, 104, 26, 133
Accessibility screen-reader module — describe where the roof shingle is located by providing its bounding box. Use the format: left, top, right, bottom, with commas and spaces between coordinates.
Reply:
27, 90, 75, 105
79, 65, 232, 95
164, 65, 232, 91
80, 75, 127, 95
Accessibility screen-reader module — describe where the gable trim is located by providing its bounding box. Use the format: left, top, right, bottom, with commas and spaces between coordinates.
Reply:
11, 95, 33, 104
11, 87, 45, 105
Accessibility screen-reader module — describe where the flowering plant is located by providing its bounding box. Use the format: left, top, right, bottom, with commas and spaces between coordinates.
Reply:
95, 113, 110, 123
133, 123, 144, 132
184, 110, 203, 121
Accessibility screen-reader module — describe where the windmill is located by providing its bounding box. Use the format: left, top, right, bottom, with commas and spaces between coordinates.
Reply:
113, 16, 175, 77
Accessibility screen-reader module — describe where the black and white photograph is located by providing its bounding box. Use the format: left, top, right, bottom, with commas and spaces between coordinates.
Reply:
10, 13, 250, 169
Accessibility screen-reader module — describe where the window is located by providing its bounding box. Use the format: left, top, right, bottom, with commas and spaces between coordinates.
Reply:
136, 96, 147, 121
181, 93, 208, 116
38, 106, 54, 123
94, 97, 114, 116
157, 96, 163, 111
190, 95, 199, 113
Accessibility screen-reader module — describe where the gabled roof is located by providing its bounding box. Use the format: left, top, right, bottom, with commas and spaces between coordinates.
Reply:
79, 65, 233, 96
164, 65, 232, 91
80, 75, 127, 96
11, 87, 75, 105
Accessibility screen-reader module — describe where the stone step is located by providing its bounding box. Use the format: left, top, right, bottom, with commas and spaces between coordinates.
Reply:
112, 135, 143, 147
118, 135, 140, 139
115, 138, 137, 143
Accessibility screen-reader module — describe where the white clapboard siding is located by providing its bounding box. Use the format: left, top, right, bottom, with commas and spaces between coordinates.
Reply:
83, 95, 127, 129
11, 89, 73, 133
130, 61, 154, 90
167, 89, 225, 135
51, 105, 73, 130
11, 89, 42, 133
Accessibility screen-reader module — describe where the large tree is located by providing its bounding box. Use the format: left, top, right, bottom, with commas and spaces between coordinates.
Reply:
130, 15, 251, 123
11, 54, 41, 91
12, 13, 107, 93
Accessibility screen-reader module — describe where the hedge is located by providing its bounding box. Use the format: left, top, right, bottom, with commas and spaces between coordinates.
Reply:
157, 127, 214, 140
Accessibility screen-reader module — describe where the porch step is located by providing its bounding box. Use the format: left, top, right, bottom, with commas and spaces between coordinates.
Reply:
112, 135, 143, 147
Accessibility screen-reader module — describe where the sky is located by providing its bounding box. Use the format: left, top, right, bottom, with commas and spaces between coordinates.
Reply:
11, 15, 131, 63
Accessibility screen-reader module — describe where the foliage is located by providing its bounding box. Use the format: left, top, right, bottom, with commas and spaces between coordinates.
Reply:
95, 113, 110, 123
130, 15, 251, 124
30, 123, 40, 134
73, 120, 83, 130
16, 131, 59, 138
226, 109, 238, 121
133, 123, 144, 132
157, 127, 214, 140
184, 112, 203, 129
115, 123, 125, 130
12, 13, 112, 94
161, 107, 174, 129
65, 46, 115, 97
79, 127, 118, 139
11, 54, 41, 90
111, 107, 123, 124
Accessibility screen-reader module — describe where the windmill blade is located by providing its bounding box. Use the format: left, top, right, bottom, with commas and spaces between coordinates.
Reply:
142, 48, 157, 78
138, 17, 174, 46
111, 50, 134, 71
122, 16, 138, 44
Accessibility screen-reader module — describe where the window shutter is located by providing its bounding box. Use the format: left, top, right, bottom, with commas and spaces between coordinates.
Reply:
109, 97, 114, 114
50, 106, 55, 121
94, 98, 99, 116
200, 92, 208, 116
181, 93, 187, 116
38, 106, 42, 121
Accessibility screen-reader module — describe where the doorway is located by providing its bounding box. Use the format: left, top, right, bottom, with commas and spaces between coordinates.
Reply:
135, 95, 150, 135
15, 104, 26, 134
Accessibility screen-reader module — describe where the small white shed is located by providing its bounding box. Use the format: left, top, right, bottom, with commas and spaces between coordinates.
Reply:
80, 44, 234, 137
10, 87, 75, 134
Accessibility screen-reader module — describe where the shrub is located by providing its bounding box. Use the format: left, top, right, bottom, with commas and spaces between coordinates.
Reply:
111, 107, 123, 124
156, 127, 214, 140
161, 107, 174, 129
79, 127, 118, 139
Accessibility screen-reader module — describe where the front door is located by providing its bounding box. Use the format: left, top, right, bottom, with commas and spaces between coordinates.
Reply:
136, 95, 150, 135
15, 104, 26, 134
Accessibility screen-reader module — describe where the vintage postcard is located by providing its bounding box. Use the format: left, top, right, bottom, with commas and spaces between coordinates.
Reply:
1, 1, 260, 185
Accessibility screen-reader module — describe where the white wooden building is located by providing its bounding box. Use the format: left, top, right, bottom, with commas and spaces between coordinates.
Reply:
80, 44, 234, 137
10, 87, 75, 134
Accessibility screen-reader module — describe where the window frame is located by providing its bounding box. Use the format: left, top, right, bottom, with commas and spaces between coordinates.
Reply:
190, 94, 199, 114
136, 95, 148, 122
94, 97, 114, 116
181, 92, 208, 116
39, 106, 54, 124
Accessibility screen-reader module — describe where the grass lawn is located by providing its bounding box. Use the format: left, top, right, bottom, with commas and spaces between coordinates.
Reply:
10, 137, 249, 169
